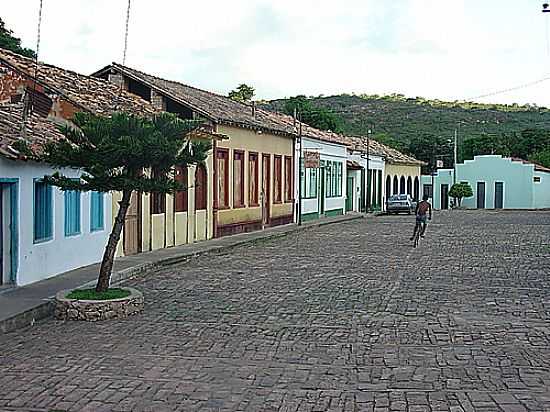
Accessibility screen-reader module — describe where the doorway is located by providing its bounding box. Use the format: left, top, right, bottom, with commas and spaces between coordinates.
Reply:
319, 166, 326, 216
0, 180, 17, 286
124, 192, 142, 256
494, 182, 504, 209
346, 176, 354, 212
262, 155, 271, 226
477, 182, 486, 209
441, 184, 449, 210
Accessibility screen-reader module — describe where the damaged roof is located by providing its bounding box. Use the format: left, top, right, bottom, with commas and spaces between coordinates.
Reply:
94, 63, 351, 146
0, 48, 158, 117
0, 103, 64, 160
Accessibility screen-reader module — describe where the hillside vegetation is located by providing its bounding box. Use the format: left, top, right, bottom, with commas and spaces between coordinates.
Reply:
263, 94, 550, 170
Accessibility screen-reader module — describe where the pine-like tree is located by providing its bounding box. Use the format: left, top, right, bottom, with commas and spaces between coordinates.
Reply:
35, 112, 210, 292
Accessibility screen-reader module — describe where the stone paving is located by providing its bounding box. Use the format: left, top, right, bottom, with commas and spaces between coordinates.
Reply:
1, 210, 550, 411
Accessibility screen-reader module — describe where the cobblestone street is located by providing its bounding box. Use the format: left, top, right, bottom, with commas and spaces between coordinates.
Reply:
1, 210, 550, 412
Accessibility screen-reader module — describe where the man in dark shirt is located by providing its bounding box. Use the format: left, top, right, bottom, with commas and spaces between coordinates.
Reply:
410, 194, 432, 240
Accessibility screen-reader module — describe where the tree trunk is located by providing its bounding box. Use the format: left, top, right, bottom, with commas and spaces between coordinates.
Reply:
96, 190, 133, 292
458, 197, 462, 207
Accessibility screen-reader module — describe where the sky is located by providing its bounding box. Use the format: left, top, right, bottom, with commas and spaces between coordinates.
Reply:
3, 0, 550, 106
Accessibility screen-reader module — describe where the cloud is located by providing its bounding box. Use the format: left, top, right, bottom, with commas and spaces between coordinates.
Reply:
4, 0, 550, 106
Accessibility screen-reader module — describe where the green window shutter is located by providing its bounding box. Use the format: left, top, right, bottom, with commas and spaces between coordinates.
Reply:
90, 192, 104, 232
34, 181, 53, 242
64, 189, 81, 236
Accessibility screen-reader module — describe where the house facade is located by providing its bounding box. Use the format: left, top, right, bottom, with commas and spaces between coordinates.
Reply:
421, 155, 550, 210
93, 63, 296, 248
0, 105, 112, 287
0, 48, 158, 285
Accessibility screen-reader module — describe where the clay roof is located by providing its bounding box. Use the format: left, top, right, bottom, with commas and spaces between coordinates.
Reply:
0, 103, 64, 160
345, 135, 425, 166
0, 48, 158, 117
95, 63, 351, 146
510, 157, 550, 173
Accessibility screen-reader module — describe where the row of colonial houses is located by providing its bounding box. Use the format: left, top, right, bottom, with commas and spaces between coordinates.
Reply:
0, 47, 423, 288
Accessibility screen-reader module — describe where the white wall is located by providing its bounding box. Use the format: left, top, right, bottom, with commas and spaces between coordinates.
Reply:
295, 138, 348, 217
0, 158, 112, 286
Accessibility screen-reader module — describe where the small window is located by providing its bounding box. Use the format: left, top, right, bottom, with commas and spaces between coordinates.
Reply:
248, 153, 259, 206
65, 188, 81, 236
233, 151, 245, 207
34, 180, 53, 242
274, 155, 282, 203
90, 192, 104, 232
534, 176, 541, 183
175, 166, 188, 212
285, 156, 293, 202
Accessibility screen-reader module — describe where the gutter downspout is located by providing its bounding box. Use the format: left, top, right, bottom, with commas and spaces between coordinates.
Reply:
213, 124, 219, 238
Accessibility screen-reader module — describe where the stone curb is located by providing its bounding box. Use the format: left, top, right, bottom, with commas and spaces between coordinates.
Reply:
1, 214, 363, 333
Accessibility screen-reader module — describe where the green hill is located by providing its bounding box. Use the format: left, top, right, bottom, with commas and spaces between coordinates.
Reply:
263, 94, 550, 169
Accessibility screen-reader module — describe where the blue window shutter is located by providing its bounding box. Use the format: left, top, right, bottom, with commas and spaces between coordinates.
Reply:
34, 181, 53, 242
65, 189, 81, 236
90, 192, 104, 231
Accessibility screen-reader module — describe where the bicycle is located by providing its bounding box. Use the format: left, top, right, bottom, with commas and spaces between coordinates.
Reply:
412, 221, 422, 248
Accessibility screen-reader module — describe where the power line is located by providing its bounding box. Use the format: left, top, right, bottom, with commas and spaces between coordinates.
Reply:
122, 0, 131, 66
466, 76, 550, 101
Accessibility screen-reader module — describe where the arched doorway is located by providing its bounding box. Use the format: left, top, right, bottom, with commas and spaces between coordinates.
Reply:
400, 176, 406, 194
407, 176, 412, 195
393, 176, 398, 195
386, 175, 391, 200
414, 177, 419, 200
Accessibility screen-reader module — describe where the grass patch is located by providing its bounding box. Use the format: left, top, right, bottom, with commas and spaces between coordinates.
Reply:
66, 288, 131, 301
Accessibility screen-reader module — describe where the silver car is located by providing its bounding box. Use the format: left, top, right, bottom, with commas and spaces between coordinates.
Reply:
386, 194, 417, 214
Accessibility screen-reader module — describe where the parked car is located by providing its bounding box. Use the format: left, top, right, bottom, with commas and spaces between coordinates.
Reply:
386, 194, 417, 214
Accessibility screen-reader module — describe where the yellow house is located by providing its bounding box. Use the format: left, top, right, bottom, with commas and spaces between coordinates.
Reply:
368, 140, 425, 206
93, 64, 297, 255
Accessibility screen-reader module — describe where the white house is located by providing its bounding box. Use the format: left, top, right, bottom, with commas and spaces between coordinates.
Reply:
421, 155, 550, 210
295, 127, 349, 222
0, 104, 111, 287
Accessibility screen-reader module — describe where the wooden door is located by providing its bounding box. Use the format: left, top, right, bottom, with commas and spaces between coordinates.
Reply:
124, 192, 141, 256
262, 155, 270, 225
477, 182, 486, 209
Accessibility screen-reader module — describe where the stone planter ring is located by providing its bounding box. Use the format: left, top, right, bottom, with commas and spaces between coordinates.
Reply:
55, 287, 144, 321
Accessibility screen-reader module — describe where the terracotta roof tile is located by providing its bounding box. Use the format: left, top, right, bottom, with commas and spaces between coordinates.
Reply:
0, 103, 64, 160
0, 48, 158, 117
345, 135, 425, 166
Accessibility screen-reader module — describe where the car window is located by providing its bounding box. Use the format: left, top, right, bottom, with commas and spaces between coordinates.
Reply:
389, 195, 400, 201
398, 195, 408, 200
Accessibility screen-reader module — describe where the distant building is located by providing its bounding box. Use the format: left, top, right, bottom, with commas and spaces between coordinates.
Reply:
421, 155, 550, 210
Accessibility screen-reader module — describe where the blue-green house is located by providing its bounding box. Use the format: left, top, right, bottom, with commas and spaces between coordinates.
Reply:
421, 155, 550, 210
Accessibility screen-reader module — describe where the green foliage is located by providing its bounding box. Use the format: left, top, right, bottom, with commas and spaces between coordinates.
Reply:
408, 134, 453, 171
264, 93, 550, 166
0, 17, 36, 58
36, 112, 210, 193
228, 84, 255, 103
449, 182, 473, 207
529, 149, 550, 168
282, 95, 344, 133
66, 288, 131, 300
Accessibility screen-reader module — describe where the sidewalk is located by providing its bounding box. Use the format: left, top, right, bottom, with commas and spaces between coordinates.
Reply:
0, 213, 364, 334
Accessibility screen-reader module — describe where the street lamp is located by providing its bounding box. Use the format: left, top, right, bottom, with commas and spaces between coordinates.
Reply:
543, 3, 550, 12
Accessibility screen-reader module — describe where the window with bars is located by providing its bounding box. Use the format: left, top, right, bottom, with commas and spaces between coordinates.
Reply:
216, 149, 229, 208
90, 192, 104, 232
326, 161, 342, 198
234, 151, 245, 207
249, 152, 259, 206
274, 155, 282, 203
34, 180, 53, 243
284, 156, 293, 202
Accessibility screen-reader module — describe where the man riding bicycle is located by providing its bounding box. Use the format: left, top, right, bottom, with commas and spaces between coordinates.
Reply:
410, 194, 432, 240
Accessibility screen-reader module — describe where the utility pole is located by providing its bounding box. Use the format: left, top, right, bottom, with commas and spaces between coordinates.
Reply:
295, 109, 303, 226
366, 127, 371, 212
453, 128, 458, 185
